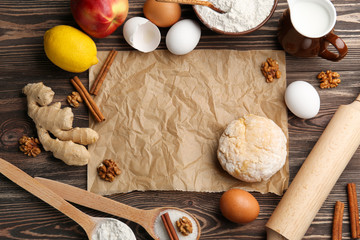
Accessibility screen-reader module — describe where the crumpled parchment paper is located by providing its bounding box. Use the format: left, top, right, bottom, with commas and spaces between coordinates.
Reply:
88, 49, 288, 196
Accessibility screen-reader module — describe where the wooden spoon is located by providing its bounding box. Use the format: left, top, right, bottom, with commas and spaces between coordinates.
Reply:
35, 177, 201, 240
156, 0, 226, 13
0, 158, 135, 240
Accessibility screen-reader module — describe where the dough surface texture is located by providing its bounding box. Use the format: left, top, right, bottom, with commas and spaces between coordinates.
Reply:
217, 114, 287, 182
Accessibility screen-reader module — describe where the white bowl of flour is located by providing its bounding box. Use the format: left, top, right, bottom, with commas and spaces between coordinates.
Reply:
193, 0, 278, 35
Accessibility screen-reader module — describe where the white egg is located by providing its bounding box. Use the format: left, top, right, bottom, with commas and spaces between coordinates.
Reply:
285, 81, 320, 119
166, 19, 201, 55
123, 17, 161, 53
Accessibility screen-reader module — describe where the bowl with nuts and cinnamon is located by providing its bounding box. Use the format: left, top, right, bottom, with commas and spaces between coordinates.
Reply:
193, 0, 278, 35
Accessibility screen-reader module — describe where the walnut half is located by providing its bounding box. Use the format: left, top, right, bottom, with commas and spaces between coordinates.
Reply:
19, 135, 41, 157
317, 70, 341, 89
97, 159, 121, 182
67, 91, 83, 108
176, 216, 193, 236
261, 58, 281, 83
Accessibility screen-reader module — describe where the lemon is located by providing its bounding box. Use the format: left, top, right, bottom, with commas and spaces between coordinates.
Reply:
44, 25, 99, 73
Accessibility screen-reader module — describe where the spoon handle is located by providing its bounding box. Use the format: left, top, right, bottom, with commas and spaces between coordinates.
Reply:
157, 0, 210, 7
0, 158, 95, 232
35, 177, 156, 229
156, 0, 225, 13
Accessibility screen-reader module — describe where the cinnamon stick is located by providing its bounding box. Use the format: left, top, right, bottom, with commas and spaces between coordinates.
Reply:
70, 76, 105, 122
90, 49, 117, 96
161, 212, 179, 240
332, 201, 344, 240
347, 183, 360, 238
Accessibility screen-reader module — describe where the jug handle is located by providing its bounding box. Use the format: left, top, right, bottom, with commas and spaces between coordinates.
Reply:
319, 32, 348, 61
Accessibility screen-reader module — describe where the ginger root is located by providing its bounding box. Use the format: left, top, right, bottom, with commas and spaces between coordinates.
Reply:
36, 127, 90, 166
23, 82, 99, 166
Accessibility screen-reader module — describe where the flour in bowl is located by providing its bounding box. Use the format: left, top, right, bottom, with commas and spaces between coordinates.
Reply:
194, 0, 275, 33
92, 218, 136, 240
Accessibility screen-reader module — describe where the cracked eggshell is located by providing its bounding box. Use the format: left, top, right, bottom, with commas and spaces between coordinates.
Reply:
123, 17, 161, 53
166, 19, 201, 55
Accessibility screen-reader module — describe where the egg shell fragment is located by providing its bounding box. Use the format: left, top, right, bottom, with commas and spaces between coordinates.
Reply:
166, 19, 201, 55
123, 17, 161, 53
285, 81, 320, 119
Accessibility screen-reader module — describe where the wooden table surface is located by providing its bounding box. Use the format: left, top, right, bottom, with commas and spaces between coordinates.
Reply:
1, 0, 360, 239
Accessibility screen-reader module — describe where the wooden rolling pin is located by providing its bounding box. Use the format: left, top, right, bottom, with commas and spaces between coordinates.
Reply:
266, 94, 360, 240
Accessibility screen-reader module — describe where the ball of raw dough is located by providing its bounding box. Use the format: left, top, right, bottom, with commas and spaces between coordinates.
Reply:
217, 114, 287, 182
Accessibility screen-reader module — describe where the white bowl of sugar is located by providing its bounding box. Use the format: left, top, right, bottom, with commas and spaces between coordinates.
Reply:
193, 0, 279, 35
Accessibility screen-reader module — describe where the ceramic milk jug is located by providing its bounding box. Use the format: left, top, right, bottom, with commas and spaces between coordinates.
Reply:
278, 0, 347, 61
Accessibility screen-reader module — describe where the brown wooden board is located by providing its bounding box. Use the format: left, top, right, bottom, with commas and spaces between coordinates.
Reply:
1, 0, 359, 239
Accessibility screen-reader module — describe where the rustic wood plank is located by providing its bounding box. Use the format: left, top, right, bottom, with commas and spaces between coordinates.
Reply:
0, 0, 359, 239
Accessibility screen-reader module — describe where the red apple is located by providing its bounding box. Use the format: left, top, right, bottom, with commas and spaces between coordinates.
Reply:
71, 0, 129, 38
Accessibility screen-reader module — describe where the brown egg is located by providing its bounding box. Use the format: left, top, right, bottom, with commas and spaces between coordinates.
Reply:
143, 0, 181, 27
220, 189, 260, 224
